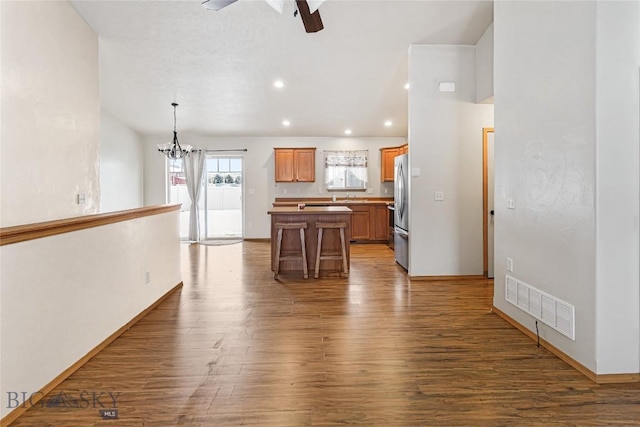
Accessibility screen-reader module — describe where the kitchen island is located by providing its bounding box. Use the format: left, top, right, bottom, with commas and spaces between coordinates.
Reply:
272, 197, 392, 242
267, 206, 352, 278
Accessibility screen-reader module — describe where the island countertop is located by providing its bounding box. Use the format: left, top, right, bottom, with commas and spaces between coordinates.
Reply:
267, 206, 353, 215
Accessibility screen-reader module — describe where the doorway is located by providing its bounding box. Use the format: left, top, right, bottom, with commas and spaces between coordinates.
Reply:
483, 128, 495, 278
203, 154, 244, 239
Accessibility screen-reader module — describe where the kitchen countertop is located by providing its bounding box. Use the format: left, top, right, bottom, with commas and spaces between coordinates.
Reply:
273, 198, 393, 207
267, 206, 353, 214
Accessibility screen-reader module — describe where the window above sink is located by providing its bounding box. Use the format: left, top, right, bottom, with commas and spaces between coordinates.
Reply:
324, 150, 368, 191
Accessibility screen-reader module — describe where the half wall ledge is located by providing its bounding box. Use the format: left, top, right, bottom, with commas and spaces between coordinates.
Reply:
0, 204, 181, 246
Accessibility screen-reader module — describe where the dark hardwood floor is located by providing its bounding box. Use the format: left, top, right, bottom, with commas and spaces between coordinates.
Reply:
9, 242, 640, 426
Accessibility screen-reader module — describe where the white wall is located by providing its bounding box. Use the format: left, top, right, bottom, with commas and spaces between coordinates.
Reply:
494, 0, 597, 372
100, 108, 144, 212
594, 1, 640, 374
144, 136, 403, 238
475, 23, 494, 104
0, 211, 182, 418
493, 0, 640, 375
408, 45, 494, 277
0, 1, 100, 227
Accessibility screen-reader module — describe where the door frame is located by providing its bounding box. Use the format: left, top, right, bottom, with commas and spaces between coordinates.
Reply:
482, 127, 495, 277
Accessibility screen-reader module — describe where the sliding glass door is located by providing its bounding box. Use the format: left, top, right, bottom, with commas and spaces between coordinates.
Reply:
166, 154, 243, 241
203, 154, 243, 239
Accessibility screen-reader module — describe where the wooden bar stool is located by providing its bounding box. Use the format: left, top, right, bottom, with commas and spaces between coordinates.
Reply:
274, 222, 308, 279
315, 222, 348, 279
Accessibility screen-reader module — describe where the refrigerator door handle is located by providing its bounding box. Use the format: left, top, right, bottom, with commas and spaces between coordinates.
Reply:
396, 163, 405, 219
395, 227, 409, 238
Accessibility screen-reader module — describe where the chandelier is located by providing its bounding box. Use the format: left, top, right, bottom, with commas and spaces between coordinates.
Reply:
158, 103, 192, 160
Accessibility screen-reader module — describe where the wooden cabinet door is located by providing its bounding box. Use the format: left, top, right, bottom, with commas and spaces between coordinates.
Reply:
400, 144, 408, 155
294, 148, 316, 182
275, 149, 295, 182
380, 147, 399, 182
350, 205, 371, 241
372, 205, 388, 240
275, 148, 316, 182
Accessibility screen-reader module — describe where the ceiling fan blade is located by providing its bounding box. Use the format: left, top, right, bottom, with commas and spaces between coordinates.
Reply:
264, 0, 285, 14
295, 0, 324, 33
201, 0, 239, 11
306, 0, 326, 14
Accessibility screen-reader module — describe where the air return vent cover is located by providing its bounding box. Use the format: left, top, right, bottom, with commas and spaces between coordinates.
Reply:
504, 274, 575, 340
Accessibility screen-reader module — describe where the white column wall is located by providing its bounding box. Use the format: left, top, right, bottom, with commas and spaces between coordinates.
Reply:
494, 1, 599, 371
0, 1, 100, 226
407, 45, 494, 277
475, 23, 494, 104
594, 1, 640, 374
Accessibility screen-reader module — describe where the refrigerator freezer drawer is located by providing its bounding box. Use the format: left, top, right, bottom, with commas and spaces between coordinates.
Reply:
394, 227, 408, 270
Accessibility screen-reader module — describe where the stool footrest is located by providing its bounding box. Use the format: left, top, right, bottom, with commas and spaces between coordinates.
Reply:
279, 255, 305, 261
319, 254, 343, 260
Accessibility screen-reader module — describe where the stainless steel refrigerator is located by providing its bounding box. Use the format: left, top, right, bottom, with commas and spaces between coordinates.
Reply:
394, 154, 409, 270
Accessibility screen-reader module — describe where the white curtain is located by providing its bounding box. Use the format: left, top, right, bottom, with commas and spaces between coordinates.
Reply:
182, 150, 206, 242
324, 150, 368, 190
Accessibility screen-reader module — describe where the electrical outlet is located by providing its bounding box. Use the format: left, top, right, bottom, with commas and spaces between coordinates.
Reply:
296, 187, 301, 194
77, 193, 86, 205
145, 271, 150, 284
434, 191, 445, 201
384, 188, 388, 194
283, 188, 287, 194
506, 257, 513, 272
507, 197, 516, 209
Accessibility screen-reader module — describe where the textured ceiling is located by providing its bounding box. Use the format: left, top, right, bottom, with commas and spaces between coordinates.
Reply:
71, 0, 493, 137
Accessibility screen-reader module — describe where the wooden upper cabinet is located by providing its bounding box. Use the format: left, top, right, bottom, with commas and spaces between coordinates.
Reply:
274, 148, 316, 182
380, 147, 399, 182
380, 144, 408, 182
293, 148, 315, 182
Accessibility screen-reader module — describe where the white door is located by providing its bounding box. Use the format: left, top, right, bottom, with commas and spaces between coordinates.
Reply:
487, 131, 495, 278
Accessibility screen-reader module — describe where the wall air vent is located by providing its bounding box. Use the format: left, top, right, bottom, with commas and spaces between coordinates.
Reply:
504, 274, 575, 340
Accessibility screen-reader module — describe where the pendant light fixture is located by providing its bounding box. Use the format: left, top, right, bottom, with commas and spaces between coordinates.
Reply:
158, 103, 192, 160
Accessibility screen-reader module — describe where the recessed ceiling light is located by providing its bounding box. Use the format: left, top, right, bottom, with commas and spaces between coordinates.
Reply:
344, 129, 352, 135
404, 83, 410, 90
274, 80, 285, 88
282, 120, 290, 127
384, 120, 393, 127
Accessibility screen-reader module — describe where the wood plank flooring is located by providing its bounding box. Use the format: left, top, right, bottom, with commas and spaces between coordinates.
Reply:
9, 242, 640, 426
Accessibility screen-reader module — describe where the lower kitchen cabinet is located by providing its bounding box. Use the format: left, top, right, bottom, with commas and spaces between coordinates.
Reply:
372, 204, 389, 241
346, 204, 388, 242
350, 205, 371, 241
